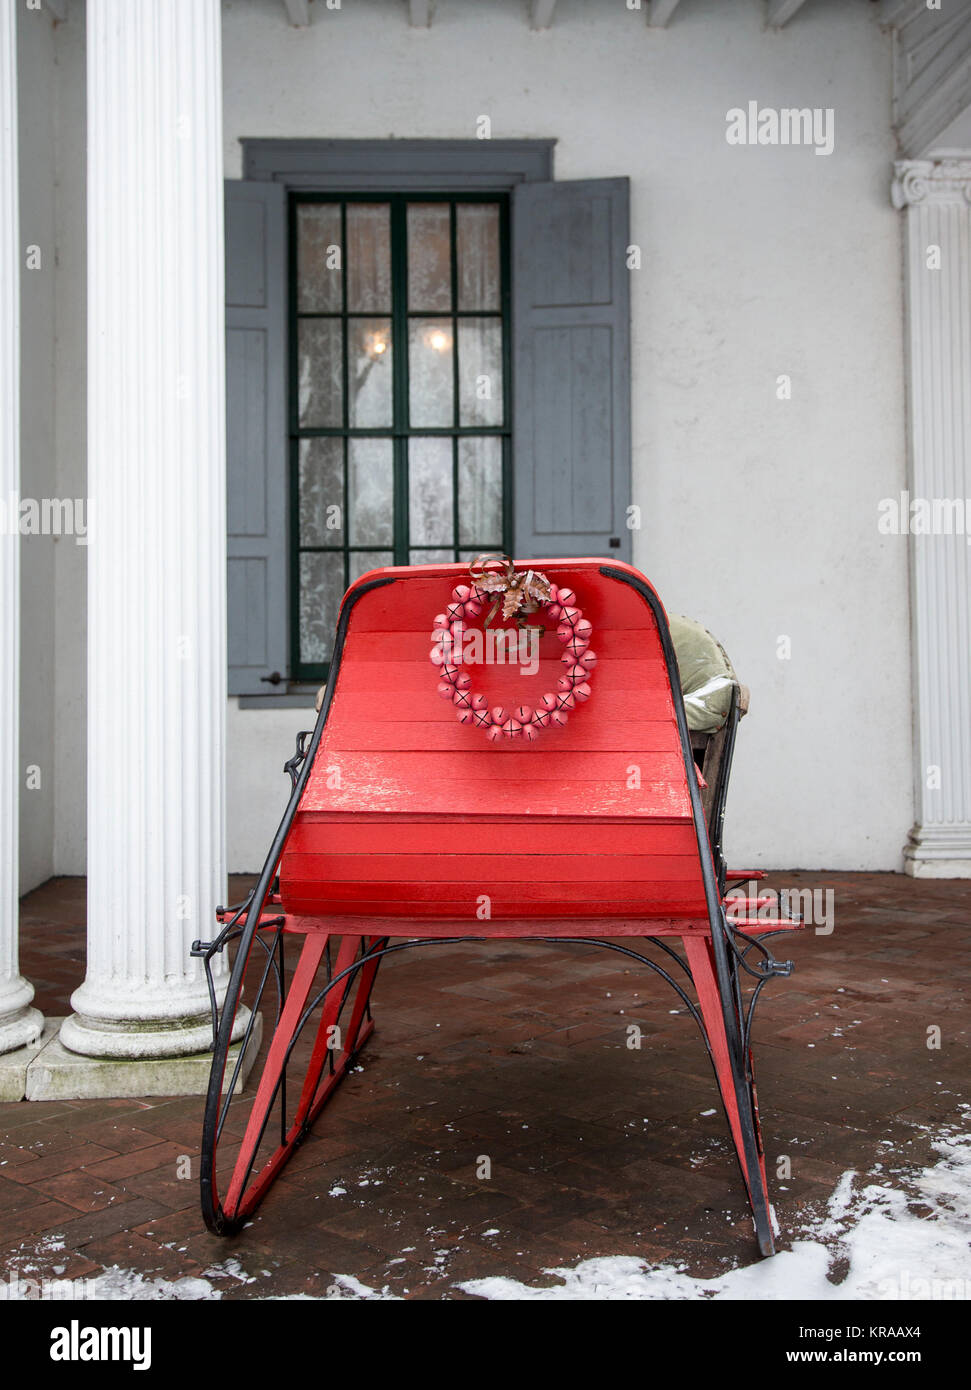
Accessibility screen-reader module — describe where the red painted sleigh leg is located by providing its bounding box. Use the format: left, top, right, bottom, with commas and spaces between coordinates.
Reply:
220, 932, 387, 1228
223, 932, 329, 1220
683, 935, 775, 1257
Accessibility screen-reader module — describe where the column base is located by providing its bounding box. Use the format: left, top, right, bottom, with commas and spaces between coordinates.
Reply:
903, 824, 971, 879
0, 1004, 44, 1059
60, 1000, 250, 1060
0, 974, 44, 1057
7, 1014, 263, 1101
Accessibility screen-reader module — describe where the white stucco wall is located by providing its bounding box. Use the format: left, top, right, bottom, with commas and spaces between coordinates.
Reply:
27, 0, 914, 879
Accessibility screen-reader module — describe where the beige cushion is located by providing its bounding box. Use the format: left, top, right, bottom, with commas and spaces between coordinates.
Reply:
669, 614, 740, 733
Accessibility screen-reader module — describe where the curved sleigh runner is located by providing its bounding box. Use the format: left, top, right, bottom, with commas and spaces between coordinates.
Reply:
196, 559, 801, 1255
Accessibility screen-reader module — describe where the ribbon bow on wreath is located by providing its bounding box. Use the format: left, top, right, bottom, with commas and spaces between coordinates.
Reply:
469, 553, 552, 627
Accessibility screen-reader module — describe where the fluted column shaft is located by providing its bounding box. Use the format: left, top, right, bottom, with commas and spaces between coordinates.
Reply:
0, 0, 44, 1055
893, 160, 971, 878
62, 0, 234, 1055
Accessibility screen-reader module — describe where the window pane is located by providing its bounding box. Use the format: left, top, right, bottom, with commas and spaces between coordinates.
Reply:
297, 204, 342, 313
346, 204, 391, 313
458, 318, 503, 426
410, 549, 453, 564
348, 438, 393, 546
407, 204, 451, 312
299, 437, 343, 546
348, 550, 393, 584
348, 317, 392, 427
409, 318, 454, 427
299, 551, 345, 665
456, 204, 500, 311
458, 437, 502, 546
409, 437, 453, 547
298, 319, 343, 427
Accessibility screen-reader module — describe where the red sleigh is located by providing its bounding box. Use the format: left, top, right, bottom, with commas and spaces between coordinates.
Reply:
196, 559, 801, 1256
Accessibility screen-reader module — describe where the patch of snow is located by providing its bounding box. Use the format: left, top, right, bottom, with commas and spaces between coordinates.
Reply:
459, 1121, 971, 1302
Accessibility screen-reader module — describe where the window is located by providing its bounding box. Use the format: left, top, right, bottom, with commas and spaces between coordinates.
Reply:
289, 194, 511, 680
225, 144, 630, 701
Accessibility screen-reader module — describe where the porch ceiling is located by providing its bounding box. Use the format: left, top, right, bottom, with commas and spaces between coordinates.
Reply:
272, 0, 971, 157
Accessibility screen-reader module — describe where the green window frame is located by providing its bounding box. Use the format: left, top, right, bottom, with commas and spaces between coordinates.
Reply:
288, 191, 513, 683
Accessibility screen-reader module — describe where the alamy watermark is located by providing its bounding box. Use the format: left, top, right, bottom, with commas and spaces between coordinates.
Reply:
0, 1270, 99, 1300
0, 493, 90, 545
878, 492, 971, 543
726, 881, 835, 935
433, 619, 540, 676
726, 102, 835, 157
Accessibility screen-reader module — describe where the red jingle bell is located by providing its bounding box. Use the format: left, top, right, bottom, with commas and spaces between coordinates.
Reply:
513, 705, 533, 725
502, 719, 523, 740
572, 682, 592, 703
578, 648, 597, 669
486, 724, 504, 742
521, 723, 540, 741
456, 706, 475, 724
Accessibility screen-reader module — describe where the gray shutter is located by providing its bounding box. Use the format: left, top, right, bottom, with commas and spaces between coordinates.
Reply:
512, 178, 631, 562
225, 179, 288, 696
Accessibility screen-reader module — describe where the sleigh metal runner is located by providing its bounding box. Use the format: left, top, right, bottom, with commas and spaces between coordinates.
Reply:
194, 558, 802, 1256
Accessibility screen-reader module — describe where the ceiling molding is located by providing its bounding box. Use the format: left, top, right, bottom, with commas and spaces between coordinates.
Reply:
647, 0, 683, 27
530, 0, 557, 30
766, 0, 811, 28
893, 2, 971, 155
408, 0, 433, 27
880, 1, 925, 29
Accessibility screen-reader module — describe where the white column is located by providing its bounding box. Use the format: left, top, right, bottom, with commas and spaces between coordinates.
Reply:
61, 0, 238, 1057
892, 160, 971, 878
0, 1, 44, 1055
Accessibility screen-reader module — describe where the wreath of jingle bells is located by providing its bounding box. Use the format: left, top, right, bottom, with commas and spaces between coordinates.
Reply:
429, 554, 596, 741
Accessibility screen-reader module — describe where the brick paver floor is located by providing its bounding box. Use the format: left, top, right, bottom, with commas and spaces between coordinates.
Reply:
0, 872, 968, 1299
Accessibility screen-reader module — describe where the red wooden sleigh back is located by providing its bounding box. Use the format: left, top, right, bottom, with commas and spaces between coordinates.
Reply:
199, 558, 800, 1258
280, 558, 710, 927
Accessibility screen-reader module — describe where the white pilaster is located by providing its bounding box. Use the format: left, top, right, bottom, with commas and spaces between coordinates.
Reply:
0, 1, 44, 1055
892, 160, 971, 878
61, 0, 239, 1056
